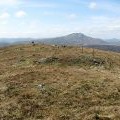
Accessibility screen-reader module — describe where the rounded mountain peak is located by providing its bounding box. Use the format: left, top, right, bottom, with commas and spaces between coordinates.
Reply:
66, 33, 85, 38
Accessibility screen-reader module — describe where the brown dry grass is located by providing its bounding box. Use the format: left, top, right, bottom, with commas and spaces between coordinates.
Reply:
0, 44, 120, 120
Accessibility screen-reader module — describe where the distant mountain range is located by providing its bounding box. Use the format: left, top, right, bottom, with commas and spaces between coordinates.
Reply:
0, 33, 120, 52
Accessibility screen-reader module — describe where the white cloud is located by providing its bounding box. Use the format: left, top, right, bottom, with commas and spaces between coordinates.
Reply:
89, 2, 97, 9
67, 14, 77, 20
29, 3, 55, 8
0, 0, 18, 6
0, 12, 10, 19
84, 16, 120, 38
0, 20, 8, 25
24, 2, 57, 8
15, 11, 26, 18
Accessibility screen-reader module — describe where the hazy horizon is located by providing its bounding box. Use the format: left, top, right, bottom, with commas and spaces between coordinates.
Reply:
0, 33, 120, 43
0, 0, 120, 39
0, 32, 120, 40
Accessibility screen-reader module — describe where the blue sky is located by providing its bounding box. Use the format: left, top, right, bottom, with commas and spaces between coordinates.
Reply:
0, 0, 120, 39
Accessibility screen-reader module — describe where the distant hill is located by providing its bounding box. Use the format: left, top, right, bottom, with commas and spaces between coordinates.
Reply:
86, 45, 120, 53
39, 33, 108, 45
106, 38, 120, 45
0, 38, 33, 47
0, 42, 10, 47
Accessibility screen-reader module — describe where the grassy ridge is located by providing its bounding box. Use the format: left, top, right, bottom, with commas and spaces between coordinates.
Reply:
0, 44, 120, 120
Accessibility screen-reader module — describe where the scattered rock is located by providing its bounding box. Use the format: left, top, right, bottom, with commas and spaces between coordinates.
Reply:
92, 58, 105, 65
37, 83, 46, 91
34, 56, 60, 64
0, 85, 8, 93
95, 114, 114, 120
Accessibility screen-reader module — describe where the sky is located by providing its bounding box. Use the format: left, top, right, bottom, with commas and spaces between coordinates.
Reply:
0, 0, 120, 39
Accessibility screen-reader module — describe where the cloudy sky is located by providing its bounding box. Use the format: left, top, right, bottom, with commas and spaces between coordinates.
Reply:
0, 0, 120, 39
